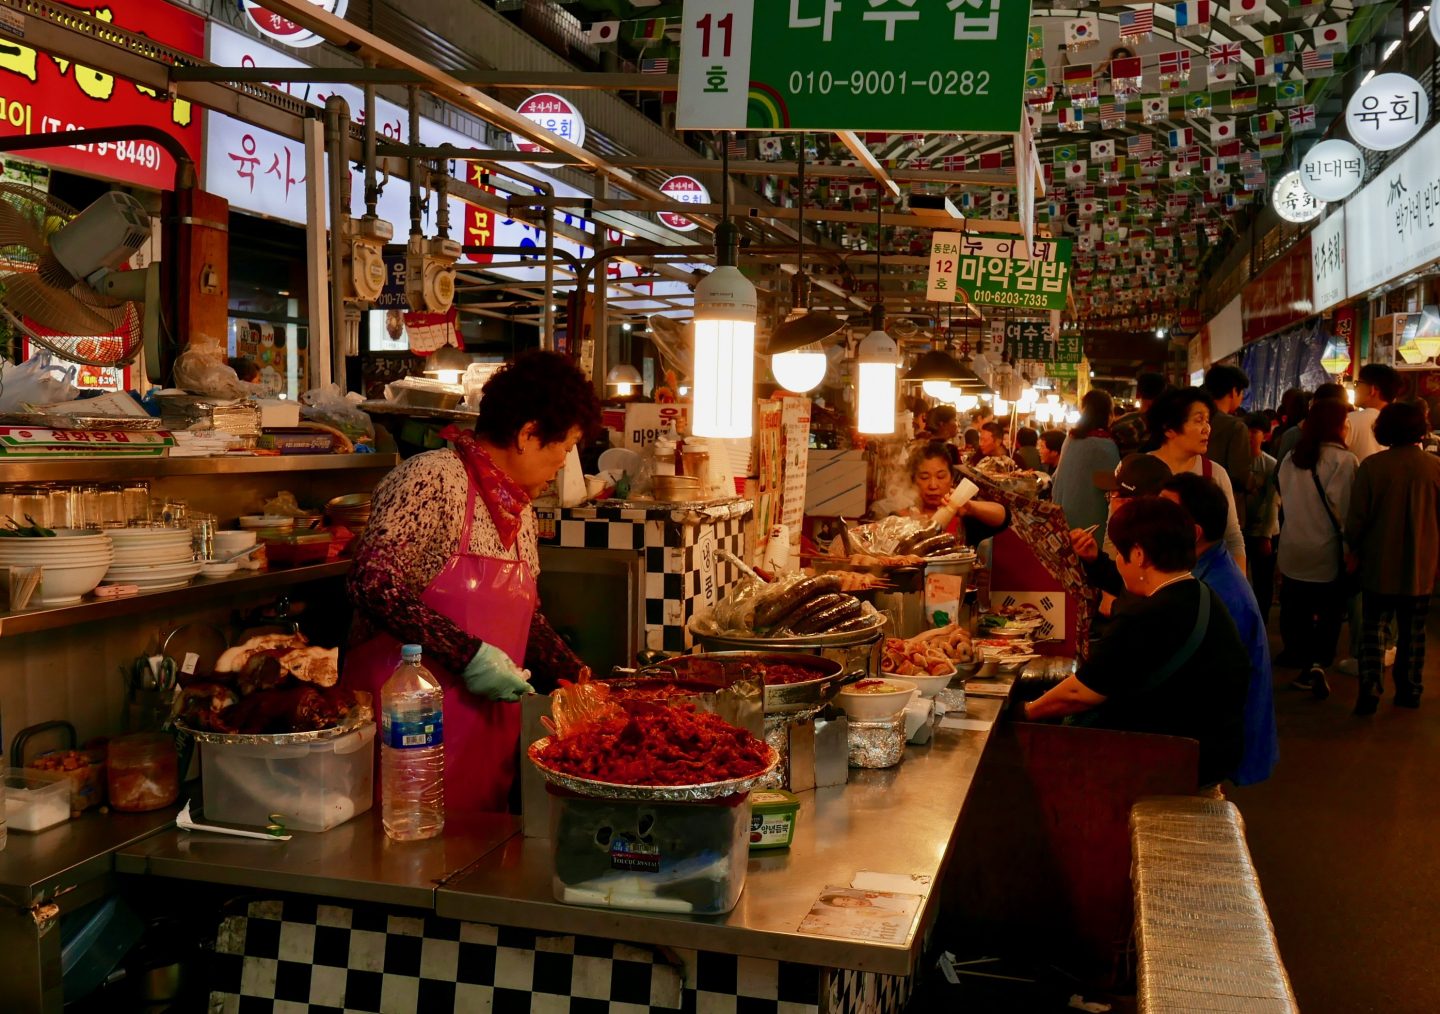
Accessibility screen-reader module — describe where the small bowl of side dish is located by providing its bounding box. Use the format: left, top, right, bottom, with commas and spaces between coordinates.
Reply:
881, 668, 956, 699
837, 677, 918, 720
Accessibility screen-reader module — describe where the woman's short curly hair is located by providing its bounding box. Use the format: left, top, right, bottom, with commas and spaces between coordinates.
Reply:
475, 350, 602, 447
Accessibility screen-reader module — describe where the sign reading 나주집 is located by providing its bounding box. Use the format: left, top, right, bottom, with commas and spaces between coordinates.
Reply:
676, 0, 1031, 133
927, 233, 1072, 310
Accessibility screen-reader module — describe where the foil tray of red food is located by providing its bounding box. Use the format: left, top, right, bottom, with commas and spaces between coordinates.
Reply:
175, 693, 373, 746
528, 703, 780, 802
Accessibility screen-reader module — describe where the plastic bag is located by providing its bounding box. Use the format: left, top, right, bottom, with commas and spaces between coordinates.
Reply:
693, 574, 766, 636
260, 491, 308, 518
300, 384, 374, 443
828, 516, 927, 557
0, 353, 79, 412
173, 347, 263, 400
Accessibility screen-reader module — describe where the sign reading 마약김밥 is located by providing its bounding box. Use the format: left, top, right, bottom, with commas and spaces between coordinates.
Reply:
0, 0, 202, 191
1345, 122, 1440, 296
927, 233, 1072, 311
1003, 320, 1082, 363
676, 0, 1030, 133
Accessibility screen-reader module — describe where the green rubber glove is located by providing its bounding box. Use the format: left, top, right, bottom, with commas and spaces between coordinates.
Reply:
462, 643, 535, 701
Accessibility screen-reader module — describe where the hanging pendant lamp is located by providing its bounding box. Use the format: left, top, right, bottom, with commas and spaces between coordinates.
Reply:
856, 203, 897, 434
692, 132, 757, 438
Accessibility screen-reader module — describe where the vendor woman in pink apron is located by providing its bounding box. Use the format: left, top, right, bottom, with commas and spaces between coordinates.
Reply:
344, 351, 601, 812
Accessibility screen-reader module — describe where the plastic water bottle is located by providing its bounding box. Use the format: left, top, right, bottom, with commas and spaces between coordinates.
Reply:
380, 645, 444, 841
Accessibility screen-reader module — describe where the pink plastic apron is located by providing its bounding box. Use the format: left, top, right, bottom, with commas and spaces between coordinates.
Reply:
344, 477, 536, 814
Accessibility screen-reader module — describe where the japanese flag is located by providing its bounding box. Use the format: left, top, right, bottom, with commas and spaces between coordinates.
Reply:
1313, 23, 1347, 53
1211, 119, 1236, 142
1067, 160, 1089, 182
585, 20, 619, 43
1077, 198, 1100, 217
1231, 0, 1266, 24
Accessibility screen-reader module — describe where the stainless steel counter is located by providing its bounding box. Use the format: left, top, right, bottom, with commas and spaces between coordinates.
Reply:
115, 810, 519, 912
436, 697, 1005, 976
0, 805, 181, 907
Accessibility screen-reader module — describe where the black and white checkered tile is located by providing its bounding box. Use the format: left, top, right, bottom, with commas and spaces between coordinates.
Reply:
207, 898, 907, 1013
549, 504, 749, 653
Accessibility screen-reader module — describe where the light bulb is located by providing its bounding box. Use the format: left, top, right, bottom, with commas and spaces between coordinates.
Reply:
772, 345, 827, 393
1046, 393, 1060, 404
615, 382, 633, 397
994, 398, 1010, 415
1066, 409, 1081, 426
857, 326, 898, 435
692, 265, 758, 437
433, 369, 462, 386
922, 380, 955, 400
1019, 387, 1038, 408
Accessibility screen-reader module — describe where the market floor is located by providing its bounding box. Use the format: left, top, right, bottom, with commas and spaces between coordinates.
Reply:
1228, 612, 1440, 1014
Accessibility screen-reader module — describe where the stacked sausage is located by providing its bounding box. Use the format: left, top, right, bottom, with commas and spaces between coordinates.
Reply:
751, 573, 874, 637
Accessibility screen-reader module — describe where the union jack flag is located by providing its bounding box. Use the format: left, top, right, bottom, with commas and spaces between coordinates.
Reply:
1208, 42, 1242, 66
1287, 104, 1317, 131
911, 156, 930, 170
1141, 151, 1166, 169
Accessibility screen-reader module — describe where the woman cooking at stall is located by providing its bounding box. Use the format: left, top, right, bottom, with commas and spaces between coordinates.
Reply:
343, 351, 602, 813
902, 440, 1010, 544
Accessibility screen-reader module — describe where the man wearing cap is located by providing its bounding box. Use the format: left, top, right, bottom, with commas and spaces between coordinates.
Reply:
1072, 453, 1175, 611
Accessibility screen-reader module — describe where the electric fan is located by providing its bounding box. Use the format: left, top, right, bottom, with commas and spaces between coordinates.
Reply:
0, 184, 159, 372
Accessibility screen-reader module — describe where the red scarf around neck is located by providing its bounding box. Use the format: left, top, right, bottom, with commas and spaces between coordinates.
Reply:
439, 426, 528, 548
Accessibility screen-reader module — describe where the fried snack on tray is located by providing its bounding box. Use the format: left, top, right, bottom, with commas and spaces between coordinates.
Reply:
881, 624, 976, 675
831, 571, 894, 593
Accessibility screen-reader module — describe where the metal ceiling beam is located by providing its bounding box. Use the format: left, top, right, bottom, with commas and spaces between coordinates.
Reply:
836, 131, 903, 197
254, 0, 717, 231
171, 67, 679, 90
518, 197, 976, 228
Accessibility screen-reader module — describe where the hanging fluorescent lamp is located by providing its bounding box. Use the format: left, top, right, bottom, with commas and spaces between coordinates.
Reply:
606, 364, 644, 397
692, 134, 757, 438
857, 304, 898, 434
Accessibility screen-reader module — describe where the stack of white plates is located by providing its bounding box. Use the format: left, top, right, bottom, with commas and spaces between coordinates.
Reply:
103, 527, 202, 591
0, 530, 113, 605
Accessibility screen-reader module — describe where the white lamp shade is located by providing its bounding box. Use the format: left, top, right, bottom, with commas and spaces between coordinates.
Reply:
692, 266, 758, 438
772, 347, 827, 393
921, 380, 955, 400
856, 327, 898, 435
954, 394, 978, 411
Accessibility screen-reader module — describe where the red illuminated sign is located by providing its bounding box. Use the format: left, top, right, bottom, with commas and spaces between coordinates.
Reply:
0, 0, 203, 191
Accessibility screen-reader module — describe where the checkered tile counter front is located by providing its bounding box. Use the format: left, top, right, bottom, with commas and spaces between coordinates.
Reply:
209, 897, 912, 1013
545, 500, 752, 653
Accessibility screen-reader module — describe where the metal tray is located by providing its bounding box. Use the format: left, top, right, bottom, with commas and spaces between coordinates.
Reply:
635, 651, 849, 718
528, 738, 779, 801
175, 694, 373, 746
689, 612, 887, 651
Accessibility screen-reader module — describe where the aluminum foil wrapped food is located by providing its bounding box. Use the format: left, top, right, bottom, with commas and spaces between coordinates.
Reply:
757, 715, 792, 790
846, 714, 907, 769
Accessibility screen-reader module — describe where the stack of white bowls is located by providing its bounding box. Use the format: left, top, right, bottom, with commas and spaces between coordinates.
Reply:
103, 527, 203, 591
0, 530, 114, 605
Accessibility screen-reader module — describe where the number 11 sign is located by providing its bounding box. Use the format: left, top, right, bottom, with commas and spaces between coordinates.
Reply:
677, 0, 1031, 133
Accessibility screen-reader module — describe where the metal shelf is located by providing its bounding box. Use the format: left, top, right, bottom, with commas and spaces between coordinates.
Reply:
0, 453, 398, 484
0, 803, 183, 906
0, 561, 352, 638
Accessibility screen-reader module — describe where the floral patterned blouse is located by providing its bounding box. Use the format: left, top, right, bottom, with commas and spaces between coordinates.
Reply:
347, 449, 583, 692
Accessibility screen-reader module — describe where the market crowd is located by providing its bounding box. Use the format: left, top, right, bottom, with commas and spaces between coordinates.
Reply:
910, 364, 1440, 789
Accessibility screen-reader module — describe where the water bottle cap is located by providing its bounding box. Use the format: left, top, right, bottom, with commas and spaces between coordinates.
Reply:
400, 644, 423, 660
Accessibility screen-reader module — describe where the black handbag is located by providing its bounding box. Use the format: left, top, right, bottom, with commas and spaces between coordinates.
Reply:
1310, 467, 1359, 596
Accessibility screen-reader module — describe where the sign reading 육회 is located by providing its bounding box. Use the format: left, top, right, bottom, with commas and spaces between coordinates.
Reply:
927, 233, 1072, 311
1003, 320, 1082, 362
676, 0, 1031, 133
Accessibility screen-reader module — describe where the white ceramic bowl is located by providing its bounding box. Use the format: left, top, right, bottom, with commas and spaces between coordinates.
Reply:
213, 531, 257, 555
31, 560, 112, 605
200, 560, 240, 579
882, 668, 957, 699
837, 677, 919, 720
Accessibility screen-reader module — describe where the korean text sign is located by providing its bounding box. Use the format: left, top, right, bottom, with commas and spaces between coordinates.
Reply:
1345, 123, 1440, 296
927, 232, 1072, 311
0, 0, 202, 190
1002, 320, 1081, 362
1310, 209, 1346, 314
677, 0, 1032, 133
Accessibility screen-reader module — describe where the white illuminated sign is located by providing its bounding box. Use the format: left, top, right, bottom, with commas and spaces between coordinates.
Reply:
1345, 124, 1440, 294
1272, 170, 1325, 224
657, 175, 710, 232
1299, 138, 1366, 202
1345, 73, 1429, 152
1311, 208, 1346, 314
511, 93, 586, 154
243, 0, 348, 49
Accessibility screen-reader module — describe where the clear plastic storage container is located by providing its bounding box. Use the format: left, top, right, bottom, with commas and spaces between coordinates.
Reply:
4, 767, 72, 832
547, 786, 750, 915
199, 723, 375, 832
